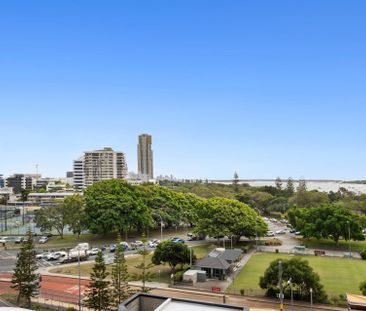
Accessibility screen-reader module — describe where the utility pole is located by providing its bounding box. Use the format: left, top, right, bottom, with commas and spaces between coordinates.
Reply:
78, 250, 81, 311
279, 261, 283, 311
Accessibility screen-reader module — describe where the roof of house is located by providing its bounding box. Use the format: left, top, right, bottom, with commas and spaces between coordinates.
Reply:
212, 249, 242, 262
195, 256, 231, 270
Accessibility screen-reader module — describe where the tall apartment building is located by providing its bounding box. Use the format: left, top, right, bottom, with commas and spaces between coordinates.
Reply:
0, 175, 4, 188
137, 134, 154, 181
6, 174, 40, 193
73, 158, 85, 190
73, 147, 127, 189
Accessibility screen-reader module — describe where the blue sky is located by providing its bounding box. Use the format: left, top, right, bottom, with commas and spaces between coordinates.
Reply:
1, 1, 366, 180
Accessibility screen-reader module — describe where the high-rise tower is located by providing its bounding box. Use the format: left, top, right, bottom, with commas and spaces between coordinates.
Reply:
137, 134, 153, 180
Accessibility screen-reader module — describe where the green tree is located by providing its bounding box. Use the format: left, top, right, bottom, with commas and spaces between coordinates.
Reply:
360, 281, 366, 295
152, 240, 194, 274
233, 171, 239, 192
133, 239, 155, 292
259, 258, 327, 303
289, 204, 365, 245
285, 177, 295, 197
34, 204, 68, 238
194, 197, 267, 241
275, 177, 282, 191
84, 180, 153, 235
11, 230, 40, 307
289, 190, 329, 209
85, 251, 111, 311
63, 194, 88, 238
111, 234, 132, 308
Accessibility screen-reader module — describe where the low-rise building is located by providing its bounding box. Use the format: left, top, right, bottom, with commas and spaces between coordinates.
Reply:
194, 248, 243, 280
119, 293, 249, 311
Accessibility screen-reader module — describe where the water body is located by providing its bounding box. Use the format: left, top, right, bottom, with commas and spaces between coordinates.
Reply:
214, 180, 366, 194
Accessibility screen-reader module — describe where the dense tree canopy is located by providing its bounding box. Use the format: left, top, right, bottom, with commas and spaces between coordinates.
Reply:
194, 197, 267, 240
288, 204, 365, 244
260, 257, 327, 303
152, 240, 194, 273
84, 180, 153, 234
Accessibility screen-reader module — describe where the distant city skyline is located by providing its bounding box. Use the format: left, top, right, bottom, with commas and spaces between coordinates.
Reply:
1, 1, 366, 180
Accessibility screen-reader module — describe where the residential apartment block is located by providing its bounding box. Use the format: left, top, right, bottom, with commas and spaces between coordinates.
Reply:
138, 133, 154, 181
6, 174, 40, 193
73, 147, 127, 189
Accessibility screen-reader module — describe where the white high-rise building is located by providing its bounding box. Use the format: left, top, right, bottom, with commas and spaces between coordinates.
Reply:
137, 134, 153, 181
73, 157, 85, 190
73, 147, 127, 189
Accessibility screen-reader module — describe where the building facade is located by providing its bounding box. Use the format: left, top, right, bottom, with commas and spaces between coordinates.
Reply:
73, 158, 85, 190
5, 174, 40, 193
0, 175, 4, 188
73, 147, 127, 189
137, 134, 154, 181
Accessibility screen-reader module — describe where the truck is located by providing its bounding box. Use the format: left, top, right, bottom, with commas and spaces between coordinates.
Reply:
60, 249, 89, 264
60, 243, 90, 263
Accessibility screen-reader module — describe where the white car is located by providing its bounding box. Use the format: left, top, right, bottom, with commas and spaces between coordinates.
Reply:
38, 236, 49, 244
87, 248, 100, 256
131, 241, 144, 249
48, 251, 67, 261
275, 229, 286, 235
148, 239, 160, 248
266, 231, 275, 237
0, 236, 11, 244
37, 252, 51, 260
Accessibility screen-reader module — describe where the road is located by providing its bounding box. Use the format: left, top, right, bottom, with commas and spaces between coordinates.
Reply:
0, 275, 347, 311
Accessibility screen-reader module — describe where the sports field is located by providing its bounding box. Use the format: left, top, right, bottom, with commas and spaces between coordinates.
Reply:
228, 252, 366, 296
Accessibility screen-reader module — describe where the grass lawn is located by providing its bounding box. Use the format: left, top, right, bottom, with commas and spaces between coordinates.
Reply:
228, 252, 366, 296
298, 237, 366, 252
49, 244, 213, 284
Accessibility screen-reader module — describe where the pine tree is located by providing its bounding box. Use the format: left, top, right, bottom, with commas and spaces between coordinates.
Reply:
11, 230, 40, 308
233, 171, 239, 192
85, 251, 111, 311
285, 177, 295, 196
133, 237, 155, 292
275, 177, 282, 191
111, 234, 132, 308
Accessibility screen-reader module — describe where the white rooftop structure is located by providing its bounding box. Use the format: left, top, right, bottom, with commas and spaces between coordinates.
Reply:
155, 299, 237, 311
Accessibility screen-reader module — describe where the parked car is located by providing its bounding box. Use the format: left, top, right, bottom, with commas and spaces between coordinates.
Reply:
289, 229, 297, 233
131, 241, 144, 249
0, 236, 11, 244
37, 252, 52, 260
87, 248, 100, 256
275, 230, 286, 235
294, 231, 301, 236
120, 242, 129, 250
48, 251, 67, 261
15, 236, 24, 244
148, 239, 160, 248
110, 244, 116, 253
171, 238, 185, 244
266, 231, 275, 237
38, 236, 49, 244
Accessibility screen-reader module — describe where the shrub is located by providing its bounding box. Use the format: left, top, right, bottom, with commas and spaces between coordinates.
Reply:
240, 289, 245, 296
174, 271, 184, 282
360, 250, 366, 260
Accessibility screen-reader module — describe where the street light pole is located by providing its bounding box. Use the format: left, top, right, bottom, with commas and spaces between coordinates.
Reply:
190, 247, 192, 267
287, 278, 293, 311
279, 261, 283, 311
347, 220, 351, 258
78, 250, 81, 311
310, 287, 313, 310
